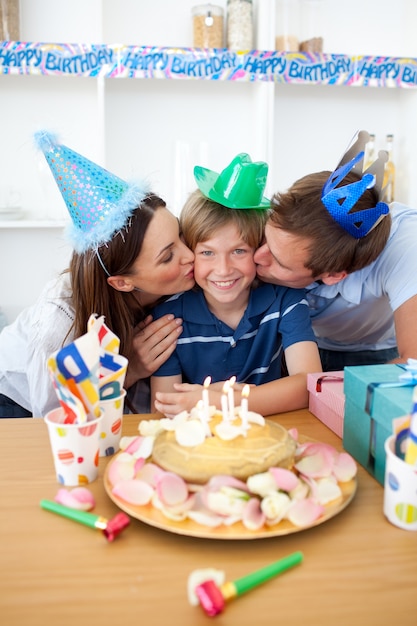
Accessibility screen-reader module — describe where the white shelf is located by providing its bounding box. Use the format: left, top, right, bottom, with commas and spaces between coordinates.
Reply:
0, 220, 67, 229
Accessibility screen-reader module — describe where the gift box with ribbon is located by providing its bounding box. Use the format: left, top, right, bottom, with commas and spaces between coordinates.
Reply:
307, 371, 345, 438
343, 364, 415, 485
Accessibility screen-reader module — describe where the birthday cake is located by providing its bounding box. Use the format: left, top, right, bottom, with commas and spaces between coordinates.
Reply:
106, 398, 357, 532
151, 409, 296, 484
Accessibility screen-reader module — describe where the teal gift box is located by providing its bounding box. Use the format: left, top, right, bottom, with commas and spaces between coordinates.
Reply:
343, 364, 414, 485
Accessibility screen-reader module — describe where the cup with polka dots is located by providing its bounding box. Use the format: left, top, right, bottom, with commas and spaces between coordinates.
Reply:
383, 435, 417, 531
44, 406, 103, 486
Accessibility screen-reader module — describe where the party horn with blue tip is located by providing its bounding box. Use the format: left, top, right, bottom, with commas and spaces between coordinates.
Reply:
40, 499, 130, 541
195, 551, 303, 616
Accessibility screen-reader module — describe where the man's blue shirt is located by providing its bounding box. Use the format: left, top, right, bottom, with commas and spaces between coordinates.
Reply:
306, 203, 417, 351
152, 282, 316, 385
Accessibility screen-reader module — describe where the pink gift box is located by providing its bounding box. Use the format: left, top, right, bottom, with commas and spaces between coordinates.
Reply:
307, 371, 345, 438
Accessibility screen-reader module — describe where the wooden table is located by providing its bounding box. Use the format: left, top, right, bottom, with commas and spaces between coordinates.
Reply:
1, 410, 416, 626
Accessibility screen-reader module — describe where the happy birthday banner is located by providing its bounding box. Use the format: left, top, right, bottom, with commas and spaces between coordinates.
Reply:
1, 41, 417, 88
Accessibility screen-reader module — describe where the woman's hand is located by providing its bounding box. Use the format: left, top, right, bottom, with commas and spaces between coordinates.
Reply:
125, 314, 183, 387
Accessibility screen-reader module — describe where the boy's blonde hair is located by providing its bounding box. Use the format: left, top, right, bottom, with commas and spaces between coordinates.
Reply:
180, 189, 268, 250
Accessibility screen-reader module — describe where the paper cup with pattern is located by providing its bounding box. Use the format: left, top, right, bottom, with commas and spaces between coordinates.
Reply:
384, 435, 417, 531
44, 407, 103, 486
98, 389, 126, 457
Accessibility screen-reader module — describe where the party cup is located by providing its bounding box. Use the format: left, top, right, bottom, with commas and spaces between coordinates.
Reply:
383, 435, 417, 531
98, 389, 126, 457
44, 407, 103, 486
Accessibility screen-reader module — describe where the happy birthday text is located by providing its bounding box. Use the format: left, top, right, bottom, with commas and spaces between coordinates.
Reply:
1, 43, 417, 87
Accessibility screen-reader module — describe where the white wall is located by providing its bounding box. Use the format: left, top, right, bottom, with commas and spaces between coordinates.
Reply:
0, 226, 72, 323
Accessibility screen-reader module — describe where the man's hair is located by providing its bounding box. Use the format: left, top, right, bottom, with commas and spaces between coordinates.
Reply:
269, 170, 391, 275
180, 189, 267, 251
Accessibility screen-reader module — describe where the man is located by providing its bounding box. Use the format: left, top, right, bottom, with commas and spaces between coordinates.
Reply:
254, 130, 417, 370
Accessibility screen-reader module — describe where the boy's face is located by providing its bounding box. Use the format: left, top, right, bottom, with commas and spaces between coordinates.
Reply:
254, 222, 316, 289
194, 222, 256, 309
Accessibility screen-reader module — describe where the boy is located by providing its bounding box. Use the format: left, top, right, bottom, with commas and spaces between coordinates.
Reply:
151, 154, 321, 416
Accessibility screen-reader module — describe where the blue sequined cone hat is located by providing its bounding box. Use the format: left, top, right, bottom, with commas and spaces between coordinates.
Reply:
34, 130, 150, 253
321, 130, 390, 239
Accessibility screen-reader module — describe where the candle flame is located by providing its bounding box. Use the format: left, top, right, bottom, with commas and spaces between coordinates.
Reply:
196, 399, 204, 409
203, 376, 211, 388
229, 375, 236, 387
222, 381, 230, 394
242, 384, 250, 399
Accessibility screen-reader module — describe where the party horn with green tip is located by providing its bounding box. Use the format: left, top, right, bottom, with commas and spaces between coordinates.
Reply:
195, 551, 303, 616
40, 499, 130, 541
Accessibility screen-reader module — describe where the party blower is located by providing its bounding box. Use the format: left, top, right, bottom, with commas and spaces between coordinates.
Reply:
195, 551, 303, 616
40, 499, 130, 541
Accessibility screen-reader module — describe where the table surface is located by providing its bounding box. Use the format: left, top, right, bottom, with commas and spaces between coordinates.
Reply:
1, 410, 416, 626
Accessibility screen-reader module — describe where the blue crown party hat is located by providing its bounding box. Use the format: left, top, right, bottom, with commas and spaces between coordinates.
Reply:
321, 130, 390, 239
34, 131, 150, 253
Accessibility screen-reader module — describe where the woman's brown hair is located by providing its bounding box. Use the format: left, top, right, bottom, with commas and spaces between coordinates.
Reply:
69, 194, 166, 356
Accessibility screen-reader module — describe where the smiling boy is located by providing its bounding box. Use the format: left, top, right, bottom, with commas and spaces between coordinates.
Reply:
150, 154, 321, 417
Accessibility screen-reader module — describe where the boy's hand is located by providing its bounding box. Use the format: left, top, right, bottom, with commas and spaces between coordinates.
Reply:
154, 383, 205, 417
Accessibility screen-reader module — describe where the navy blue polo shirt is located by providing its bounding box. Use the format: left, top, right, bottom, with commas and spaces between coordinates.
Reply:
152, 283, 316, 385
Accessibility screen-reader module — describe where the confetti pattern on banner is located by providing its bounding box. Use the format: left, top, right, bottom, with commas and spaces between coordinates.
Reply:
2, 41, 417, 87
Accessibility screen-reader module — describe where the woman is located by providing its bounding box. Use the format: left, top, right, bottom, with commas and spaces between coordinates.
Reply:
0, 132, 194, 417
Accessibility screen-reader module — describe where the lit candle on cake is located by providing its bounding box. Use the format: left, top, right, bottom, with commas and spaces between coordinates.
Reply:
202, 376, 211, 420
221, 381, 230, 422
241, 384, 250, 429
228, 376, 236, 421
196, 399, 205, 421
196, 398, 210, 436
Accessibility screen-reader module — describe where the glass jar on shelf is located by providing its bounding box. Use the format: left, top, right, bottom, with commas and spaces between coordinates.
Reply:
0, 0, 20, 40
192, 4, 224, 49
383, 133, 396, 203
226, 0, 253, 51
275, 0, 299, 52
299, 0, 324, 53
364, 133, 376, 170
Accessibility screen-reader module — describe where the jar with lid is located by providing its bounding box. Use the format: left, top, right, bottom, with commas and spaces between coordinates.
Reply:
383, 134, 396, 203
364, 133, 376, 170
0, 0, 20, 39
227, 0, 254, 51
299, 0, 324, 53
192, 4, 224, 49
275, 0, 299, 52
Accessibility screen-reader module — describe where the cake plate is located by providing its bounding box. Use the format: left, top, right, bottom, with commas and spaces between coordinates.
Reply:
103, 439, 357, 540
